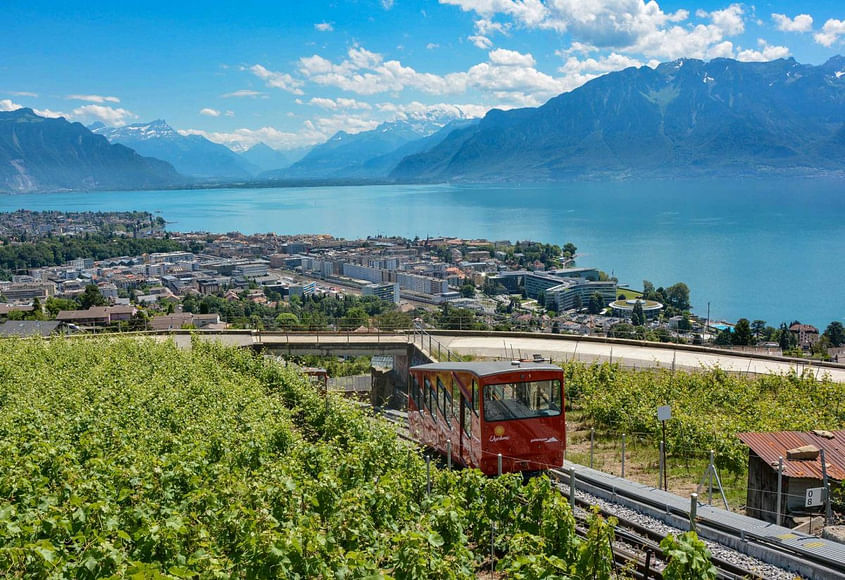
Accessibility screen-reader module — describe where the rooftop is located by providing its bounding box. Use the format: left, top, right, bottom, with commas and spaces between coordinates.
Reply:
411, 361, 561, 378
737, 430, 845, 481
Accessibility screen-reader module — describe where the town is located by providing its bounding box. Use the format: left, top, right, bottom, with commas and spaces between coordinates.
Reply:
0, 210, 842, 361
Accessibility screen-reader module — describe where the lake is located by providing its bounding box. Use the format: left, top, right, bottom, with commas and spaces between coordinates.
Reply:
2, 178, 843, 329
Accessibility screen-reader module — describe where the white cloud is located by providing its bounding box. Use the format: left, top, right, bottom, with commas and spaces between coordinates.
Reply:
440, 0, 547, 28
308, 97, 372, 110
558, 52, 644, 89
377, 101, 490, 121
298, 44, 575, 107
299, 47, 457, 95
66, 94, 121, 104
488, 48, 535, 67
200, 108, 221, 117
381, 0, 394, 9
8, 91, 38, 97
772, 13, 813, 33
0, 98, 65, 118
469, 35, 494, 49
225, 110, 235, 117
706, 4, 745, 36
180, 113, 386, 150
71, 104, 136, 127
736, 39, 790, 62
442, 0, 750, 61
0, 98, 23, 111
249, 64, 305, 95
815, 19, 845, 47
315, 21, 333, 32
426, 42, 440, 49
221, 89, 266, 98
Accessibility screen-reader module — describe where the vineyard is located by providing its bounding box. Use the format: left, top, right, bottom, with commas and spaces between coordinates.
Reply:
564, 361, 845, 473
0, 337, 714, 578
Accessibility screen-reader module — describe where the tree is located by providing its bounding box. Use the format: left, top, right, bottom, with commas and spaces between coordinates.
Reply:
375, 310, 412, 331
537, 291, 546, 308
460, 283, 476, 298
824, 321, 845, 347
551, 321, 561, 334
562, 242, 577, 259
79, 284, 107, 309
750, 320, 766, 340
588, 292, 604, 315
677, 314, 692, 332
732, 318, 753, 346
665, 283, 691, 312
777, 322, 794, 351
573, 294, 583, 311
715, 328, 733, 346
275, 312, 300, 331
340, 307, 369, 330
631, 301, 645, 326
642, 280, 656, 300
46, 297, 77, 317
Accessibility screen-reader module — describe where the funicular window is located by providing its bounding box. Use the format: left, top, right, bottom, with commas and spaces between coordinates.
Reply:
411, 374, 422, 414
471, 380, 479, 414
437, 377, 451, 426
462, 395, 472, 437
425, 377, 436, 422
483, 379, 562, 422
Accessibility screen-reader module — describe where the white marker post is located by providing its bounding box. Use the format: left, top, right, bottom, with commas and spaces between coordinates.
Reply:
657, 405, 671, 491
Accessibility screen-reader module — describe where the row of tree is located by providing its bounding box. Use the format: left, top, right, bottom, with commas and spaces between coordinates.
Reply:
714, 318, 844, 358
0, 232, 183, 277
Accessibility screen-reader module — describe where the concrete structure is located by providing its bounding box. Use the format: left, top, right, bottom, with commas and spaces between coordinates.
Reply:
0, 282, 55, 301
362, 282, 400, 304
610, 299, 664, 320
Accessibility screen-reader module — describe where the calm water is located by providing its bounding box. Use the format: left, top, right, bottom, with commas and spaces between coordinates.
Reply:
2, 178, 843, 328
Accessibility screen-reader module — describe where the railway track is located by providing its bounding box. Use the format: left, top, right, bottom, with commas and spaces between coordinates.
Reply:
375, 408, 780, 580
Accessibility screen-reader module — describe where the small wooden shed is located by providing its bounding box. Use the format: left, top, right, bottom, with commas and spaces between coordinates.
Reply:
738, 430, 845, 525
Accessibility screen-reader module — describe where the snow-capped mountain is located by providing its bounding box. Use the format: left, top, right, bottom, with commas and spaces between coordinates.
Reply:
93, 120, 258, 179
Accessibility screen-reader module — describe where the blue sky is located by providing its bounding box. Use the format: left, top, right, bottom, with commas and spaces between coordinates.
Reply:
2, 0, 843, 151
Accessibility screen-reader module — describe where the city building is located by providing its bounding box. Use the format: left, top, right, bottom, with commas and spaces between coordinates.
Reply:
362, 283, 400, 304
610, 299, 664, 320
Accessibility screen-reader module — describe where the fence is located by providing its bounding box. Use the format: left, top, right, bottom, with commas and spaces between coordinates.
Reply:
563, 421, 841, 527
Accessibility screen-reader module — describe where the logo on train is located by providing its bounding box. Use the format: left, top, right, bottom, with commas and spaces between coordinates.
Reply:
490, 425, 510, 442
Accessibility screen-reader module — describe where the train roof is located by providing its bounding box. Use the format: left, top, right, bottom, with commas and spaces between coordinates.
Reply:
410, 361, 561, 378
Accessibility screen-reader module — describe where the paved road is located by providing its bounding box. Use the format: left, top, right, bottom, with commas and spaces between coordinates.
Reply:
149, 330, 845, 382
429, 334, 845, 382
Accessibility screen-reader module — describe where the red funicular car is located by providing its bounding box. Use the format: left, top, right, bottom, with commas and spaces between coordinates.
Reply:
408, 361, 565, 474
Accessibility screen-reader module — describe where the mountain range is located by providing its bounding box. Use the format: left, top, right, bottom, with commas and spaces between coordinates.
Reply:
269, 118, 478, 180
392, 56, 845, 180
2, 56, 844, 193
91, 120, 261, 180
0, 109, 180, 194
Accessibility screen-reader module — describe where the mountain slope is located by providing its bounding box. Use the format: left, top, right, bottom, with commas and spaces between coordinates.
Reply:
271, 118, 478, 179
0, 109, 181, 193
392, 56, 845, 181
94, 120, 257, 179
239, 143, 308, 173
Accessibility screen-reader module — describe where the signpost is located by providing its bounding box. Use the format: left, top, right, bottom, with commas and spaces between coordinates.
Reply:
657, 406, 671, 490
805, 487, 825, 508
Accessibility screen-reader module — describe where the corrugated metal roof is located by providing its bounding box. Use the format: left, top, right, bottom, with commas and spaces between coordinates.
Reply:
737, 430, 845, 481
